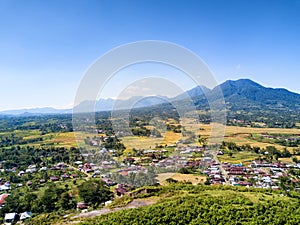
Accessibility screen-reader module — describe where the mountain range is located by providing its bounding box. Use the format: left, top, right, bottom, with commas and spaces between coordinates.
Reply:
1, 79, 300, 116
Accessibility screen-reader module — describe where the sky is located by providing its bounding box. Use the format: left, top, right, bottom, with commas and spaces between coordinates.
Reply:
0, 0, 300, 110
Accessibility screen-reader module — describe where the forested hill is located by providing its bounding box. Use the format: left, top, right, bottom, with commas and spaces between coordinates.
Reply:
216, 79, 300, 110
189, 79, 300, 109
219, 79, 300, 127
184, 79, 300, 127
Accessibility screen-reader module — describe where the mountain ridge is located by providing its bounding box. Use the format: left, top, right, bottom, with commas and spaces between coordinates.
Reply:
1, 78, 300, 116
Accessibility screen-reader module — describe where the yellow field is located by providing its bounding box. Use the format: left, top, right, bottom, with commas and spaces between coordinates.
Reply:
9, 122, 300, 152
122, 131, 181, 150
24, 131, 100, 148
154, 121, 300, 150
198, 124, 300, 151
79, 124, 300, 152
157, 173, 206, 185
122, 136, 163, 150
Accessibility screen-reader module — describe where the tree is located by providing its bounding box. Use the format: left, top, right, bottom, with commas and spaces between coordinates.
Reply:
37, 184, 65, 213
292, 157, 299, 164
78, 180, 113, 207
59, 192, 76, 210
282, 148, 291, 158
23, 193, 38, 212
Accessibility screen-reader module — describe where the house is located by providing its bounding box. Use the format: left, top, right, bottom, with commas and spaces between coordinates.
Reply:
237, 181, 252, 186
74, 161, 83, 165
4, 212, 17, 224
71, 174, 79, 178
0, 193, 9, 206
202, 157, 212, 162
61, 174, 70, 179
20, 211, 32, 221
17, 171, 25, 176
115, 184, 128, 196
50, 176, 59, 182
101, 178, 116, 186
77, 202, 87, 210
105, 200, 112, 206
0, 182, 10, 191
39, 166, 47, 171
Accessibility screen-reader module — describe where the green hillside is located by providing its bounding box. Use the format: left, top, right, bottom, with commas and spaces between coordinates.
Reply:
78, 184, 300, 225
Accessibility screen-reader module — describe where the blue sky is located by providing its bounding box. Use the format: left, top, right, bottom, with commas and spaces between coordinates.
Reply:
0, 0, 300, 110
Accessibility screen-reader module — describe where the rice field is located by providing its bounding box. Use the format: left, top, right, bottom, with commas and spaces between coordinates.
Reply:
122, 131, 181, 150
157, 173, 206, 185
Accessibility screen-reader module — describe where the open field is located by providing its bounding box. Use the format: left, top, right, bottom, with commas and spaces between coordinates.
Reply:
0, 130, 100, 148
37, 125, 300, 153
121, 123, 300, 152
217, 151, 259, 165
198, 124, 300, 151
122, 131, 181, 150
157, 173, 206, 185
3, 123, 300, 152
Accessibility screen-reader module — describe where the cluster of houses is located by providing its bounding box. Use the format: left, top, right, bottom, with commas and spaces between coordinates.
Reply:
175, 146, 204, 156
0, 194, 32, 223
15, 163, 81, 185
2, 141, 300, 223
3, 211, 32, 224
260, 133, 300, 141
203, 163, 225, 184
212, 160, 300, 189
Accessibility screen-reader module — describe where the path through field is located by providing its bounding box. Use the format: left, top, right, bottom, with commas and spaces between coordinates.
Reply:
69, 198, 158, 223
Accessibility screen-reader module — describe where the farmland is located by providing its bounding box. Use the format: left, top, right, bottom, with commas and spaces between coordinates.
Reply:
0, 114, 300, 224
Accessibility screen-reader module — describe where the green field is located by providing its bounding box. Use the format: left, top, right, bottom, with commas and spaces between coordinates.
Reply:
217, 151, 259, 165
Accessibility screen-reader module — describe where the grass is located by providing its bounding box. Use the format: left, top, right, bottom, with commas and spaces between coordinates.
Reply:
30, 132, 99, 148
157, 173, 206, 185
217, 151, 259, 165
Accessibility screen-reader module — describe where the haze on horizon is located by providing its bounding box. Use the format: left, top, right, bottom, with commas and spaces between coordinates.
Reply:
0, 0, 299, 111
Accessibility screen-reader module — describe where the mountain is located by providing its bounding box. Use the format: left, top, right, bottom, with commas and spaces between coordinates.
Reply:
0, 107, 72, 116
205, 79, 300, 127
73, 96, 169, 113
213, 79, 300, 110
180, 79, 300, 110
2, 79, 300, 122
218, 79, 299, 102
172, 85, 210, 101
160, 78, 300, 127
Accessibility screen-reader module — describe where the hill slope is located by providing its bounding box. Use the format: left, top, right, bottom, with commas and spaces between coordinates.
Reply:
184, 79, 300, 127
77, 184, 300, 225
216, 79, 300, 110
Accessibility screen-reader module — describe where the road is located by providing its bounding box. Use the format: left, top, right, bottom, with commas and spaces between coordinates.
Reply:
211, 151, 230, 185
71, 198, 157, 220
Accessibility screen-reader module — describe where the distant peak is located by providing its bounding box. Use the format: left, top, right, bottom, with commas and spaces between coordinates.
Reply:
223, 78, 262, 87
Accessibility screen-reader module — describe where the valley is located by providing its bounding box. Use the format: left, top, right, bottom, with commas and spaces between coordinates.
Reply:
0, 79, 300, 224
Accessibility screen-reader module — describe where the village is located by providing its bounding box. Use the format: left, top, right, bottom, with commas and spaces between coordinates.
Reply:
0, 125, 300, 225
1, 140, 300, 224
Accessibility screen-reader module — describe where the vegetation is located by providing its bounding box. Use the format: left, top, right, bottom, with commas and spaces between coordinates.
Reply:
78, 180, 113, 208
0, 179, 113, 218
1, 86, 300, 224
79, 184, 300, 225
